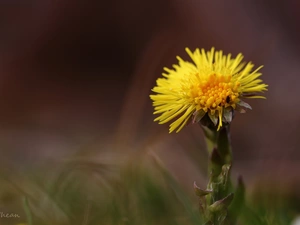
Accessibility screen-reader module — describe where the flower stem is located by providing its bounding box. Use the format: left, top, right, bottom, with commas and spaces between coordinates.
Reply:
195, 119, 236, 225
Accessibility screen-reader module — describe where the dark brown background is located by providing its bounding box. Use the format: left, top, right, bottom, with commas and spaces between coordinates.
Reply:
0, 0, 299, 191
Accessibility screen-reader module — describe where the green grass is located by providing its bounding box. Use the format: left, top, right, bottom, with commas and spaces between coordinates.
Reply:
0, 151, 298, 225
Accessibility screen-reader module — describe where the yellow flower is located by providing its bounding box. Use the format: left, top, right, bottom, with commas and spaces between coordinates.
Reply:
150, 47, 268, 133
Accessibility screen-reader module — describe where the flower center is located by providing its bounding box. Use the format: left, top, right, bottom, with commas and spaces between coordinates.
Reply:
189, 74, 240, 111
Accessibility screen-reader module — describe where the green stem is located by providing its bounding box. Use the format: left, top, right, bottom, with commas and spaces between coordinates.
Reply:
199, 122, 234, 225
216, 125, 232, 165
202, 125, 218, 154
203, 125, 232, 182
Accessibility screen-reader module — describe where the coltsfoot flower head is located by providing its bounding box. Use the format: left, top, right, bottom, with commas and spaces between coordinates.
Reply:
150, 47, 268, 133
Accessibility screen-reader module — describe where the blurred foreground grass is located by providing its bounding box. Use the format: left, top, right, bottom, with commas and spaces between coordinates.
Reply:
0, 149, 299, 225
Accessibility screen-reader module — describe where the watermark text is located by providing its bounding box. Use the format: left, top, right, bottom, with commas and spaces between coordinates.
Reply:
0, 212, 20, 218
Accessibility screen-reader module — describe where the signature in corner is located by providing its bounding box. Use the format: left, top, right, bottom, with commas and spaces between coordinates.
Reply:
0, 211, 20, 218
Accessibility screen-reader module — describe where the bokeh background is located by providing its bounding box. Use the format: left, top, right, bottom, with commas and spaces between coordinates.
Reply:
0, 0, 300, 224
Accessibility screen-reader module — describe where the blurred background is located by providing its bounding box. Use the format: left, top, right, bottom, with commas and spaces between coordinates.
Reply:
0, 0, 300, 224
